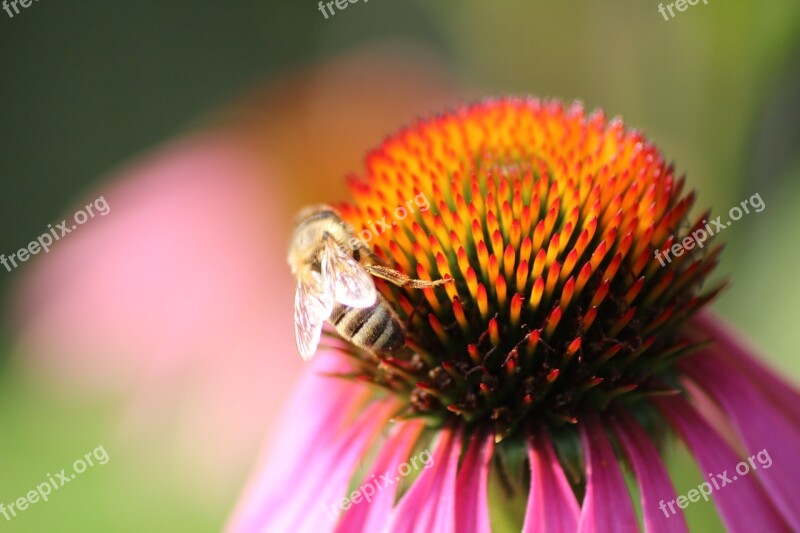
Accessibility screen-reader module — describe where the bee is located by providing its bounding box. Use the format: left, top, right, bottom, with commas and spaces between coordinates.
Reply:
288, 205, 450, 360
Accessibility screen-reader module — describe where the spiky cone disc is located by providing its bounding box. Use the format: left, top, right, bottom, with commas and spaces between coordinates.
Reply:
336, 98, 723, 443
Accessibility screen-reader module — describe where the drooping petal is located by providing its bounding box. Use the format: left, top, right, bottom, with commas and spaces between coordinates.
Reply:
681, 351, 800, 530
655, 395, 791, 533
522, 429, 580, 533
455, 428, 494, 533
227, 350, 395, 533
611, 412, 689, 533
680, 378, 742, 451
386, 426, 462, 533
578, 415, 639, 533
235, 398, 396, 533
335, 420, 425, 533
692, 312, 800, 427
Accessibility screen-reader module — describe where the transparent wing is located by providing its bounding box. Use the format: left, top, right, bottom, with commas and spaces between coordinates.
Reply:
293, 271, 334, 360
321, 237, 377, 308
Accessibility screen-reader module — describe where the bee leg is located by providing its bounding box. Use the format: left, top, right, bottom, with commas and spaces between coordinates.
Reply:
365, 265, 452, 289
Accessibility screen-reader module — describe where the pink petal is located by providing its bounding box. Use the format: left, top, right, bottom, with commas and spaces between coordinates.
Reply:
611, 412, 689, 533
681, 350, 800, 530
234, 398, 396, 532
655, 395, 791, 533
227, 350, 396, 532
455, 428, 494, 533
692, 312, 800, 427
522, 429, 580, 533
680, 378, 743, 452
335, 420, 425, 533
386, 426, 462, 533
578, 416, 639, 533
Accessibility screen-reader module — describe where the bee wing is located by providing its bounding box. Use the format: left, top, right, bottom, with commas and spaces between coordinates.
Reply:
293, 271, 334, 361
322, 237, 377, 308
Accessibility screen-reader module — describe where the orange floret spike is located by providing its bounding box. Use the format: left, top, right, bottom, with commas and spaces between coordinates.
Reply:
519, 236, 533, 265
503, 244, 517, 280
510, 293, 524, 328
561, 249, 579, 281
495, 275, 508, 307
575, 262, 593, 294
532, 248, 547, 279
509, 220, 522, 251
533, 220, 546, 251
488, 317, 500, 346
516, 259, 530, 292
544, 306, 562, 338
529, 277, 545, 310
452, 297, 470, 333
477, 283, 489, 320
477, 240, 490, 279
545, 262, 562, 299
561, 277, 576, 309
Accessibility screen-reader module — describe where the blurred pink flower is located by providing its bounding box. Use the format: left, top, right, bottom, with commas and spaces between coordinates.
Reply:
12, 132, 304, 489
8, 49, 464, 495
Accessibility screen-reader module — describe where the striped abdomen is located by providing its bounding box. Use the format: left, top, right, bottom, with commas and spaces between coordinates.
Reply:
328, 295, 405, 354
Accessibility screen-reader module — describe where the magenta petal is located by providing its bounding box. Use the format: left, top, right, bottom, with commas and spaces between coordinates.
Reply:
227, 351, 397, 533
455, 429, 494, 533
335, 421, 425, 533
655, 396, 791, 533
611, 413, 688, 533
693, 312, 800, 427
681, 352, 800, 530
231, 399, 395, 532
522, 429, 580, 533
386, 426, 462, 533
577, 416, 639, 533
229, 350, 371, 526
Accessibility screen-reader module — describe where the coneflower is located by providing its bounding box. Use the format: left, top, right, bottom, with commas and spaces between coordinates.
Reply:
228, 98, 800, 532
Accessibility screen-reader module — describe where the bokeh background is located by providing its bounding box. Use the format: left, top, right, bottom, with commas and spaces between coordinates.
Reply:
1, 1, 799, 531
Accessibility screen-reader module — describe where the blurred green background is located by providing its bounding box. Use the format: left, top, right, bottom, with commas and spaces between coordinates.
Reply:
1, 1, 799, 531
